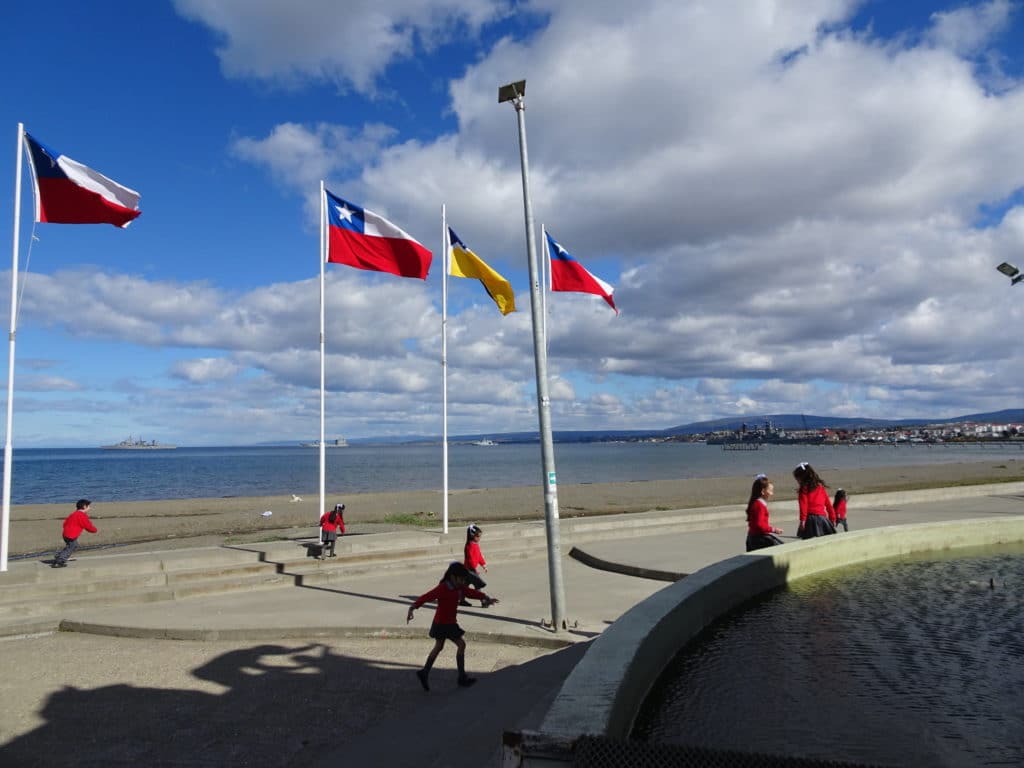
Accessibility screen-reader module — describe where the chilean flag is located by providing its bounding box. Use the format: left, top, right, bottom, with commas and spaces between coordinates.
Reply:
24, 132, 141, 228
325, 189, 432, 279
546, 231, 618, 314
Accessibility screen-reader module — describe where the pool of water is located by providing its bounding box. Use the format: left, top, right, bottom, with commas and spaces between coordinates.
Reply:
632, 545, 1024, 767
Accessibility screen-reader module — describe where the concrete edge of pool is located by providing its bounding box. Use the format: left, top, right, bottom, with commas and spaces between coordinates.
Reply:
503, 509, 1024, 767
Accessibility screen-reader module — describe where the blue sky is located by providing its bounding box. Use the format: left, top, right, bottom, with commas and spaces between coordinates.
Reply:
2, 0, 1023, 447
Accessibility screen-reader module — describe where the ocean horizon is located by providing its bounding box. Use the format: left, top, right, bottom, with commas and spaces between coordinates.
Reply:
4, 441, 1023, 507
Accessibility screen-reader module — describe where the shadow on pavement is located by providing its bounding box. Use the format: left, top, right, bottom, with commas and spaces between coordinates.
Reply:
0, 639, 588, 768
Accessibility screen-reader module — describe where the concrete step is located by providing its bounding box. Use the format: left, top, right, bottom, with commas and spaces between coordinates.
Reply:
0, 570, 297, 623
0, 584, 176, 621
0, 505, 747, 632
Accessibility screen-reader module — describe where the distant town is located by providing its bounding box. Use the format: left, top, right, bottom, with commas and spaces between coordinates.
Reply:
665, 418, 1024, 446
354, 409, 1024, 448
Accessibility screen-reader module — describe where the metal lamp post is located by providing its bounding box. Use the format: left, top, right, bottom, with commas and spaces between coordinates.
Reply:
498, 80, 567, 631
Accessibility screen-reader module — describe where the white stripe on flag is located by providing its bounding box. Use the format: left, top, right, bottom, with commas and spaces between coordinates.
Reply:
57, 156, 141, 210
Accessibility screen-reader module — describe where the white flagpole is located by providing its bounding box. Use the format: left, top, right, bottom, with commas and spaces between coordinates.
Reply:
318, 181, 327, 520
2, 124, 26, 572
441, 205, 449, 535
541, 224, 548, 349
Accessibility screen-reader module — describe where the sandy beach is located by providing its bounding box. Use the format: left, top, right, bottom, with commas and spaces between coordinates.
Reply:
8, 458, 1024, 556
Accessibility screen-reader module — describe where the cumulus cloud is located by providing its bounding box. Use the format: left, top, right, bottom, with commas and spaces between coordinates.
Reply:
118, 0, 1024, 433
170, 357, 242, 383
926, 0, 1014, 56
15, 1, 1024, 446
230, 122, 399, 216
173, 0, 514, 93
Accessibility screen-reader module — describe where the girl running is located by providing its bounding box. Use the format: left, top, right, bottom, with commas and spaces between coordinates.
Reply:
406, 562, 498, 691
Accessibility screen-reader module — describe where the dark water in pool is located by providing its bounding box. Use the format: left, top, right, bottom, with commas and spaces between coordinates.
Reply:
632, 546, 1024, 767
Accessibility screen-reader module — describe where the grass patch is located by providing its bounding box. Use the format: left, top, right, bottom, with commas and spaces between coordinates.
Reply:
384, 511, 436, 527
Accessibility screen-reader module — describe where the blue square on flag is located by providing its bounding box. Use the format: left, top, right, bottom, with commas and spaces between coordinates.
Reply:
326, 194, 366, 235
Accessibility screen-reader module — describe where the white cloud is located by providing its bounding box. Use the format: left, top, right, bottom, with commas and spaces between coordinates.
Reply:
13, 1, 1024, 446
18, 375, 82, 393
173, 0, 513, 93
926, 0, 1014, 56
171, 357, 242, 383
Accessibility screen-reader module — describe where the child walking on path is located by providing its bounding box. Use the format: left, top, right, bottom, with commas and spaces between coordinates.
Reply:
318, 503, 346, 559
745, 474, 784, 552
833, 489, 849, 531
793, 462, 837, 539
461, 523, 488, 606
52, 499, 97, 568
406, 562, 498, 691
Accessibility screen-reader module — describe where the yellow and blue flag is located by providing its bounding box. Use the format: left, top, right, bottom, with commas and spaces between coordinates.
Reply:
448, 228, 516, 315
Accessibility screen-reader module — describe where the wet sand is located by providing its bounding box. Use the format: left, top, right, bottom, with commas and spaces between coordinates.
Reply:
8, 459, 1024, 556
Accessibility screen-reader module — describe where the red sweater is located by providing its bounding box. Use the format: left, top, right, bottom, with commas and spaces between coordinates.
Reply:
834, 498, 847, 521
798, 485, 835, 525
319, 512, 346, 534
745, 498, 775, 536
62, 509, 97, 539
464, 541, 486, 571
412, 581, 486, 624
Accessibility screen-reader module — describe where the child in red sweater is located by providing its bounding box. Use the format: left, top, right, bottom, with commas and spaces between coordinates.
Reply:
745, 474, 784, 552
318, 503, 346, 559
461, 523, 488, 606
833, 488, 849, 532
793, 462, 837, 539
52, 499, 98, 568
407, 562, 498, 690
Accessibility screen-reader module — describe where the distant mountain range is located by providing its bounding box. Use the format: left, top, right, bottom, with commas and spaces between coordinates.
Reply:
348, 408, 1024, 445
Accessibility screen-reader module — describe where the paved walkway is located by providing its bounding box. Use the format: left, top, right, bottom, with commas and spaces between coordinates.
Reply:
0, 490, 1020, 767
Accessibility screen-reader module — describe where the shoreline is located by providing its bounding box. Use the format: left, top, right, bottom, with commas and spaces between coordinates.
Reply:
8, 459, 1023, 556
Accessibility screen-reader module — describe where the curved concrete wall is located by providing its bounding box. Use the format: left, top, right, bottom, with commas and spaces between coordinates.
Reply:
538, 515, 1024, 742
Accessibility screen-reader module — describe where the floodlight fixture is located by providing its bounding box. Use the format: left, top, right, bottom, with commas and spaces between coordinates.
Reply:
498, 80, 526, 103
996, 261, 1024, 285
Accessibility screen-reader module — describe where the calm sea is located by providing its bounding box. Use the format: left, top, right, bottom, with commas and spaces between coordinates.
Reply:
3, 441, 1023, 505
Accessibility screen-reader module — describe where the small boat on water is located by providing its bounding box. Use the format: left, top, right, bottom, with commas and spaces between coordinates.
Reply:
302, 438, 349, 448
470, 439, 497, 446
101, 436, 177, 450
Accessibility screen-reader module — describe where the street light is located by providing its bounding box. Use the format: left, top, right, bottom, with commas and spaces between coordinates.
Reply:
996, 262, 1024, 285
498, 78, 568, 631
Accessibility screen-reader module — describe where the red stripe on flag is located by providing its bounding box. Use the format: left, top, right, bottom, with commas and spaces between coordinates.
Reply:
550, 261, 599, 293
550, 260, 617, 313
328, 226, 431, 279
36, 177, 141, 228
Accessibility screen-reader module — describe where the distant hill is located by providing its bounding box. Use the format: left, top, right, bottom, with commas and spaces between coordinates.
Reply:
258, 408, 1024, 446
452, 408, 1024, 443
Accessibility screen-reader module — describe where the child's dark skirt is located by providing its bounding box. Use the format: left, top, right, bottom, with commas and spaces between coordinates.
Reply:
429, 622, 465, 641
466, 570, 486, 590
746, 533, 784, 552
799, 514, 837, 539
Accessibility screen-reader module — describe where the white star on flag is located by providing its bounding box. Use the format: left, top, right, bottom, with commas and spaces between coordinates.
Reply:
334, 203, 354, 223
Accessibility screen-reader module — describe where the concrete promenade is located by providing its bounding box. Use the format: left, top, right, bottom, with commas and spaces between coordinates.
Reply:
0, 486, 1021, 767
